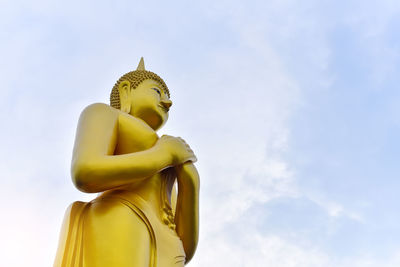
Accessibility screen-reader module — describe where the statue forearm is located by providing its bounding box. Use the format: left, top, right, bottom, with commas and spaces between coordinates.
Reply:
174, 162, 200, 263
71, 145, 173, 193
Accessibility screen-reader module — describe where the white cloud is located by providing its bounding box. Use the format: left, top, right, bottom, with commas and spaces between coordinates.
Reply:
192, 233, 329, 267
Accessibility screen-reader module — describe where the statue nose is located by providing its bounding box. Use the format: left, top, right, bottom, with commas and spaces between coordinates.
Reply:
161, 99, 172, 110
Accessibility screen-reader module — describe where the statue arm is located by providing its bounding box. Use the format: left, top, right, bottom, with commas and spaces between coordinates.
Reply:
71, 103, 173, 193
174, 162, 200, 263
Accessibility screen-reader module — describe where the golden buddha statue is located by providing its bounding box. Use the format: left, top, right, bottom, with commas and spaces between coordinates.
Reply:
54, 58, 199, 267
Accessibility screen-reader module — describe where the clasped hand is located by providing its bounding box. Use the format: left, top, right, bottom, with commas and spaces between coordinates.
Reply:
156, 135, 197, 166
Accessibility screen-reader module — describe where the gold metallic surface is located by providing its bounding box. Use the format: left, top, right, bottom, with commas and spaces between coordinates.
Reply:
54, 59, 199, 267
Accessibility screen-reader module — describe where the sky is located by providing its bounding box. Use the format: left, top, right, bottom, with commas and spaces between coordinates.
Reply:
0, 0, 400, 266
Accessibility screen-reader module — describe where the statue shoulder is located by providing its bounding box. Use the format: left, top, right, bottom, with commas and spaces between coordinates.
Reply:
82, 102, 117, 114
75, 103, 119, 133
79, 103, 118, 120
78, 103, 156, 139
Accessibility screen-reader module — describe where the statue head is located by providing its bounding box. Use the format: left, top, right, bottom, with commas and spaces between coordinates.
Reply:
110, 58, 172, 130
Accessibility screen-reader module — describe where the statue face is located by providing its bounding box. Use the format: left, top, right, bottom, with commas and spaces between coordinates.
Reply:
119, 79, 172, 130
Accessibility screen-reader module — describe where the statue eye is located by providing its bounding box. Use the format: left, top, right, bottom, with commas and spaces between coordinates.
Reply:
152, 88, 161, 96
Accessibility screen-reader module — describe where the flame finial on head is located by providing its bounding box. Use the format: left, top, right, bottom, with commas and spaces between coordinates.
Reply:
137, 57, 145, 71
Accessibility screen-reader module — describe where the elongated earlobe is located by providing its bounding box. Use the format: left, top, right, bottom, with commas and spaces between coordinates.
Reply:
118, 81, 131, 113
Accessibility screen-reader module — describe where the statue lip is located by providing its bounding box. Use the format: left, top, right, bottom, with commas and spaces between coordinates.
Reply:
158, 104, 169, 113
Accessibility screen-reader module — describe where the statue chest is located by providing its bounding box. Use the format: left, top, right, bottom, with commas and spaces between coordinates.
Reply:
113, 113, 158, 155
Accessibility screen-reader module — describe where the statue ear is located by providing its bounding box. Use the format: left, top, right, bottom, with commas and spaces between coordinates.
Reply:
118, 80, 131, 113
